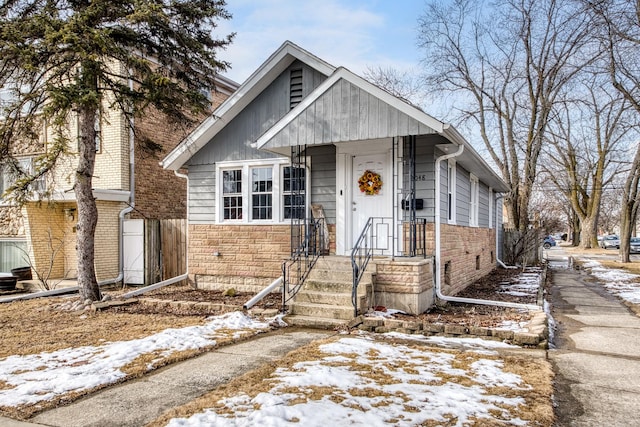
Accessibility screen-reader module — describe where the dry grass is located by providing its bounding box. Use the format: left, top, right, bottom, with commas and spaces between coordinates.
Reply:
147, 334, 555, 427
0, 297, 207, 359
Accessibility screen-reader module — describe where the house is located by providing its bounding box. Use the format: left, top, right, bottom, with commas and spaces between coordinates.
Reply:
0, 74, 238, 287
162, 41, 509, 317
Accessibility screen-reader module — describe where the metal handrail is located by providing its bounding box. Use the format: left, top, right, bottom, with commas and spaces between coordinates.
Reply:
350, 217, 378, 317
350, 217, 428, 316
282, 218, 325, 310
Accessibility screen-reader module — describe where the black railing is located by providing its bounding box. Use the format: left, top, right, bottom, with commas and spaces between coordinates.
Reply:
282, 218, 325, 310
350, 217, 427, 316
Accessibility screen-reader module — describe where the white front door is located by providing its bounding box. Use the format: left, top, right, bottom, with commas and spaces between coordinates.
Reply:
351, 153, 392, 252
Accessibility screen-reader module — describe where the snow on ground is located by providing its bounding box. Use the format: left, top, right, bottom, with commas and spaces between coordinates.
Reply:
166, 333, 531, 427
0, 311, 274, 408
579, 259, 640, 304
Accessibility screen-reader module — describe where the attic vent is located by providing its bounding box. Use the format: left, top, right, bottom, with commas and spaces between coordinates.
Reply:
290, 68, 303, 109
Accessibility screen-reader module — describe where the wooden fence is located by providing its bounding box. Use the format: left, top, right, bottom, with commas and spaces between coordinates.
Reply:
144, 219, 187, 284
503, 226, 543, 265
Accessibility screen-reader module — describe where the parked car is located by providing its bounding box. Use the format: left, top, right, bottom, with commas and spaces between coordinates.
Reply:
630, 237, 640, 254
600, 235, 620, 249
543, 235, 556, 249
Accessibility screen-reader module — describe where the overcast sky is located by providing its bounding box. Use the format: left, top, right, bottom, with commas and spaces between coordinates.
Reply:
215, 0, 426, 84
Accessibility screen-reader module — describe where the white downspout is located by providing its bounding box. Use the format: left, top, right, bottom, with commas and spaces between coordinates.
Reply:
434, 144, 539, 311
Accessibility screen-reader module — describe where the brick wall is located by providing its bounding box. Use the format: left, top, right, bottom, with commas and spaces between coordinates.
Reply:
434, 223, 497, 296
21, 200, 123, 282
22, 203, 71, 280
131, 92, 230, 220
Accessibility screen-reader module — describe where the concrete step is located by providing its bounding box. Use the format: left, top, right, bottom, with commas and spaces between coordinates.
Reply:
308, 268, 374, 283
303, 279, 372, 293
294, 290, 368, 308
282, 315, 348, 329
289, 301, 355, 320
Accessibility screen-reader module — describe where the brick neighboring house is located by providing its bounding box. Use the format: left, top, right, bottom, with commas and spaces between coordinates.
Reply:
162, 41, 510, 315
0, 73, 238, 284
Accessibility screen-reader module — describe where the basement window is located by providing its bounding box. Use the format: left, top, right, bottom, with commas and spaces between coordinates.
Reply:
444, 261, 451, 287
476, 255, 481, 270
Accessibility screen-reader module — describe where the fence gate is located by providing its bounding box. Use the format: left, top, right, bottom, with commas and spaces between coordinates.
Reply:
123, 219, 186, 286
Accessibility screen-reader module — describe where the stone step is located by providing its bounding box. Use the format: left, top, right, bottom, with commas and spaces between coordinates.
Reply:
294, 290, 368, 308
289, 301, 355, 320
282, 315, 348, 329
307, 268, 374, 283
303, 278, 372, 294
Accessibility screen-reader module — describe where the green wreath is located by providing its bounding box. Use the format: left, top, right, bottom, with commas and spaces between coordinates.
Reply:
358, 170, 383, 195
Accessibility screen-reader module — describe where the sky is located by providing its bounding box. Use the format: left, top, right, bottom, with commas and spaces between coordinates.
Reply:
214, 0, 427, 84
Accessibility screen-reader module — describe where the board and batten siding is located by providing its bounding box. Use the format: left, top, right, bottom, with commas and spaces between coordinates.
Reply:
188, 61, 328, 166
185, 61, 328, 223
264, 79, 437, 149
408, 136, 438, 222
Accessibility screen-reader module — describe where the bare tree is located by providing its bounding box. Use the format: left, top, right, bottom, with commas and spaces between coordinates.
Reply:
542, 79, 631, 249
583, 0, 640, 261
418, 0, 595, 231
363, 66, 426, 107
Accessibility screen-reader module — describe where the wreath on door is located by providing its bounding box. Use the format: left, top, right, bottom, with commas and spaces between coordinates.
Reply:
358, 170, 383, 195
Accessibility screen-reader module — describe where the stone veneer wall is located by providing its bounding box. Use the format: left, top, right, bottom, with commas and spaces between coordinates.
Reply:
189, 223, 337, 292
373, 258, 434, 315
0, 206, 25, 237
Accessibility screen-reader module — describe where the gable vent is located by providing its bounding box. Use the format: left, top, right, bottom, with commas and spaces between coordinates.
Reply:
290, 68, 303, 109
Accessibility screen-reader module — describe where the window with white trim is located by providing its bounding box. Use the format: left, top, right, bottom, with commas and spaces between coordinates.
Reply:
1, 157, 45, 201
222, 168, 243, 220
217, 160, 307, 223
470, 174, 479, 227
283, 166, 306, 219
251, 167, 273, 220
447, 160, 456, 224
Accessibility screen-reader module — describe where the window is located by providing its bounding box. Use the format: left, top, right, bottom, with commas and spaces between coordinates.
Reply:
217, 160, 308, 223
222, 169, 242, 220
0, 239, 28, 272
1, 157, 45, 201
251, 167, 272, 220
283, 166, 306, 219
447, 160, 456, 223
469, 174, 479, 227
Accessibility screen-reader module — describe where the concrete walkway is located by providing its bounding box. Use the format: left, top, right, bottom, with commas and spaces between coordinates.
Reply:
548, 250, 640, 426
1, 329, 332, 427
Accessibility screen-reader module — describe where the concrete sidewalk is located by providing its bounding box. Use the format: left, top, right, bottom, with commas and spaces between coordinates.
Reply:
548, 250, 640, 426
1, 329, 332, 427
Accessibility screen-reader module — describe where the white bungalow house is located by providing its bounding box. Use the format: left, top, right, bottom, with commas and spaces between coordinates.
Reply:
162, 41, 510, 324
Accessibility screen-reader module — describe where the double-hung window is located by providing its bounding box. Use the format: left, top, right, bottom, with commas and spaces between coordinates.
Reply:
218, 160, 307, 223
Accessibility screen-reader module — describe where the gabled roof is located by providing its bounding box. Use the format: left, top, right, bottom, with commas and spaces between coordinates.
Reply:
161, 41, 335, 170
161, 40, 507, 192
254, 67, 508, 192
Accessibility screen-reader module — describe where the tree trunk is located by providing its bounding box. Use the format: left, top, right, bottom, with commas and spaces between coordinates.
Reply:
75, 104, 101, 301
579, 216, 599, 249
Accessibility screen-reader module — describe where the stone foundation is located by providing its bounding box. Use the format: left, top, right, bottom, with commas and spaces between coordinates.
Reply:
372, 258, 434, 315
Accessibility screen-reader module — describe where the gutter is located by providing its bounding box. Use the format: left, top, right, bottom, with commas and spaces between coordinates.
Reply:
433, 143, 540, 311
